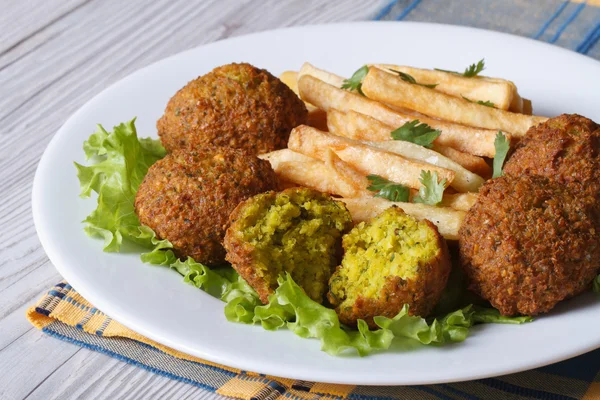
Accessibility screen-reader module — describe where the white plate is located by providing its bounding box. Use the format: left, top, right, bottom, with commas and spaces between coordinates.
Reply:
32, 22, 600, 386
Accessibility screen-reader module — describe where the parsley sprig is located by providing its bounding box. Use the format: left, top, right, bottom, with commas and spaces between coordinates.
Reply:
492, 131, 510, 178
413, 171, 446, 205
463, 59, 486, 77
436, 59, 485, 78
461, 95, 496, 108
391, 120, 441, 148
341, 65, 369, 95
390, 70, 438, 89
367, 175, 410, 202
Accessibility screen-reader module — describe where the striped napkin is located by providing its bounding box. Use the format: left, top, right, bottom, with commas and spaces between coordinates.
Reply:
30, 1, 600, 399
27, 282, 600, 399
376, 0, 600, 59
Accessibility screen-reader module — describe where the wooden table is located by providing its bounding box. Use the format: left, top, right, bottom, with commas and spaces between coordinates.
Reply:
0, 1, 390, 398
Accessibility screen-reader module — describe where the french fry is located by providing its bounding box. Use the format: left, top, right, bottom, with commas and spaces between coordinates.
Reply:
327, 108, 490, 177
362, 67, 547, 137
507, 81, 524, 113
259, 148, 315, 168
372, 64, 515, 110
327, 109, 485, 192
522, 98, 533, 115
298, 62, 345, 88
341, 197, 465, 240
259, 149, 371, 198
259, 149, 311, 189
298, 74, 501, 157
323, 148, 372, 197
440, 192, 479, 211
279, 71, 301, 94
432, 145, 492, 179
279, 70, 327, 130
358, 64, 529, 115
288, 125, 455, 190
366, 141, 484, 193
327, 108, 390, 141
476, 77, 525, 113
277, 160, 362, 198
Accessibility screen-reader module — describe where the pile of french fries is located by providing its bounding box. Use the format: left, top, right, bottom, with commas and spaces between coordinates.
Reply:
260, 62, 548, 240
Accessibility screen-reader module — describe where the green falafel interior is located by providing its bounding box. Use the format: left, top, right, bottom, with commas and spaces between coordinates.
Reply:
330, 207, 441, 305
76, 119, 534, 357
225, 188, 353, 304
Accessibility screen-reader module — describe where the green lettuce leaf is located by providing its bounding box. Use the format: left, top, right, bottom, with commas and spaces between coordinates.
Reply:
253, 274, 393, 356
471, 306, 533, 324
137, 226, 177, 265
375, 305, 474, 345
221, 272, 261, 324
594, 275, 600, 293
249, 274, 530, 356
75, 119, 167, 252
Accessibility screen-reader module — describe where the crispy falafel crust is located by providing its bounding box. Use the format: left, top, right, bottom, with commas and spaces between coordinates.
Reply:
134, 147, 278, 265
459, 175, 600, 316
157, 63, 308, 155
328, 207, 451, 329
224, 188, 353, 304
504, 114, 600, 191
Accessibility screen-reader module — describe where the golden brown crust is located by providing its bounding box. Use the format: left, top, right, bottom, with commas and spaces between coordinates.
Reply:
134, 147, 277, 265
504, 114, 600, 192
224, 191, 278, 304
459, 175, 600, 316
157, 63, 308, 155
330, 208, 452, 329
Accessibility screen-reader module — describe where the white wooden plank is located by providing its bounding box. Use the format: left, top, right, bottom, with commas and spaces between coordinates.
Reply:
0, 264, 60, 319
0, 0, 88, 54
25, 347, 230, 400
0, 303, 34, 351
0, 329, 81, 400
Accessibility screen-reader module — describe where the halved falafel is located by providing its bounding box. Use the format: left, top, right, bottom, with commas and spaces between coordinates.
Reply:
223, 188, 353, 304
134, 147, 278, 265
157, 63, 308, 155
459, 175, 600, 316
328, 207, 451, 328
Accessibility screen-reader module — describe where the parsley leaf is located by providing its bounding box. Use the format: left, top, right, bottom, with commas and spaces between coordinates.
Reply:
461, 95, 496, 108
493, 131, 510, 178
413, 171, 446, 205
341, 65, 369, 95
390, 70, 438, 89
435, 59, 485, 78
463, 59, 486, 77
367, 175, 410, 202
391, 120, 441, 148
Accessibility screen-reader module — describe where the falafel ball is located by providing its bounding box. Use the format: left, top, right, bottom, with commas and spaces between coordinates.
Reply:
504, 114, 600, 193
223, 187, 353, 304
157, 63, 308, 155
135, 147, 278, 265
328, 207, 451, 328
459, 175, 600, 316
